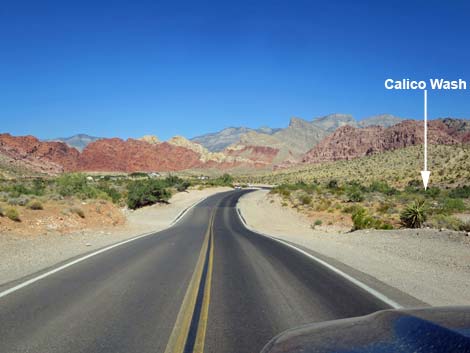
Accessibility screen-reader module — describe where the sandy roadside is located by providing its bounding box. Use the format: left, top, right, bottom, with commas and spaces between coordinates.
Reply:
0, 187, 231, 286
238, 189, 470, 307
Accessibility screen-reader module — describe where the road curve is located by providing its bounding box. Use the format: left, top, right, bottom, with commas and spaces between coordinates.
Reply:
0, 190, 391, 353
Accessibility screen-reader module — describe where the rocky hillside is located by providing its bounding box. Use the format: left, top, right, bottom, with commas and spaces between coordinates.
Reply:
0, 134, 79, 175
440, 118, 470, 142
301, 120, 460, 164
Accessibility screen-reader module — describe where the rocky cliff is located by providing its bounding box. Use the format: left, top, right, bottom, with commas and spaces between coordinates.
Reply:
301, 120, 460, 164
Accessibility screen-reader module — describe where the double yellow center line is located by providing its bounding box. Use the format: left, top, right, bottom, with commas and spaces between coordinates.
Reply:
164, 210, 215, 353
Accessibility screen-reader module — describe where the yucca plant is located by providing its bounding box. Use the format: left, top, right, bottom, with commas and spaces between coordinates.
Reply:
400, 200, 427, 228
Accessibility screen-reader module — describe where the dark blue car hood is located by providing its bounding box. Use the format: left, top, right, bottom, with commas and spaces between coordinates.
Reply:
260, 306, 470, 353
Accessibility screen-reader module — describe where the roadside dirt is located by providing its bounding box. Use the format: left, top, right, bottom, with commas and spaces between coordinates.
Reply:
0, 199, 125, 237
238, 189, 470, 307
0, 187, 231, 286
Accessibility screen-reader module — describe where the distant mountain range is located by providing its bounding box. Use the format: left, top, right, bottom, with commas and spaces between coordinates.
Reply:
47, 134, 102, 151
190, 114, 406, 154
191, 126, 281, 152
48, 114, 404, 153
1, 114, 469, 176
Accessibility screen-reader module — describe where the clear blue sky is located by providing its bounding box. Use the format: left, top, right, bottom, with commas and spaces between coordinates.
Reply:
1, 0, 469, 140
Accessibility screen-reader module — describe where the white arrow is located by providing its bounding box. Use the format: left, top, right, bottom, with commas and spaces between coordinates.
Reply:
421, 90, 430, 190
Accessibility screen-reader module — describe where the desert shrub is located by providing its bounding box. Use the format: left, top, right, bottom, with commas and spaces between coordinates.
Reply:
314, 198, 332, 212
220, 173, 233, 185
164, 174, 183, 186
8, 195, 30, 206
127, 179, 171, 210
346, 189, 364, 202
70, 207, 85, 218
458, 221, 470, 232
291, 181, 318, 193
449, 185, 470, 199
352, 207, 392, 230
5, 207, 20, 222
342, 204, 362, 214
311, 219, 323, 229
368, 181, 397, 195
327, 179, 339, 190
206, 173, 233, 187
12, 184, 31, 196
429, 214, 463, 231
0, 206, 4, 216
299, 194, 312, 205
425, 187, 440, 198
129, 172, 149, 178
376, 202, 396, 215
400, 200, 427, 228
57, 173, 99, 199
271, 185, 292, 198
176, 181, 191, 192
96, 185, 122, 204
26, 199, 44, 210
435, 198, 466, 215
404, 180, 422, 194
31, 178, 47, 196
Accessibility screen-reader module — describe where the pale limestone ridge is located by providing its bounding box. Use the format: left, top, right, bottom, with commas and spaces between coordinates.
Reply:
139, 135, 160, 144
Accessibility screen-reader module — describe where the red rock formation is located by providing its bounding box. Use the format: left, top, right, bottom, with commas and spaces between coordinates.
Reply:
0, 133, 79, 173
224, 145, 279, 164
76, 138, 203, 172
302, 120, 459, 164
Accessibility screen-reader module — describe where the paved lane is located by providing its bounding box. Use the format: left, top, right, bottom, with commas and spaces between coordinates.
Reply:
204, 191, 390, 353
0, 193, 226, 353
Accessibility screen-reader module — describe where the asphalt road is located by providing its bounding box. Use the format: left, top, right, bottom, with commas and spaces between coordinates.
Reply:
0, 190, 391, 353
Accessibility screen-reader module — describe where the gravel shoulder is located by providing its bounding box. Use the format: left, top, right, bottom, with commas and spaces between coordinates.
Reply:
0, 187, 231, 286
238, 189, 470, 307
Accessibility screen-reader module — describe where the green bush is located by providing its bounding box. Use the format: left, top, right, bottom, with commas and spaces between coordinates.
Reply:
368, 181, 397, 195
342, 204, 363, 214
5, 207, 20, 222
97, 184, 122, 204
129, 172, 149, 178
26, 200, 44, 210
346, 189, 364, 202
311, 219, 323, 229
449, 185, 470, 199
438, 198, 466, 214
425, 187, 440, 198
400, 200, 427, 228
176, 181, 191, 192
127, 179, 171, 210
57, 173, 98, 199
11, 184, 29, 196
351, 207, 392, 230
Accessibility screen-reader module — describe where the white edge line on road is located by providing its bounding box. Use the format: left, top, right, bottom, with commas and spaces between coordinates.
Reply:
235, 206, 403, 309
0, 195, 211, 300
